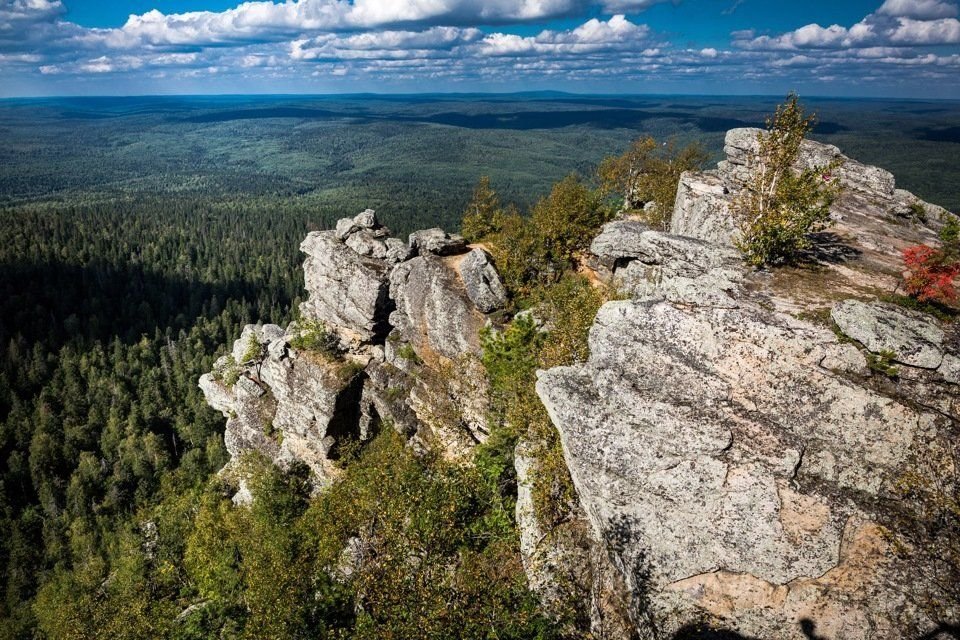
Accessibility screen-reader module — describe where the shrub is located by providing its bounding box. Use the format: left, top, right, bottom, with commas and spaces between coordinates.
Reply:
531, 173, 611, 268
732, 92, 843, 266
902, 244, 960, 306
290, 318, 339, 357
597, 136, 707, 230
902, 215, 960, 306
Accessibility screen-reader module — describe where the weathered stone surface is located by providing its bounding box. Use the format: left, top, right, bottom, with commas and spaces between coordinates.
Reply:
536, 294, 936, 638
459, 248, 508, 313
384, 237, 412, 263
299, 231, 392, 344
335, 208, 381, 240
389, 255, 484, 360
592, 220, 744, 307
832, 300, 945, 369
345, 230, 389, 259
670, 171, 736, 246
409, 227, 467, 256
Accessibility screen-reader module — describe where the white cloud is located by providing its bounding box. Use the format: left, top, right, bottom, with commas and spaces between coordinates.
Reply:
735, 0, 960, 49
598, 0, 676, 13
877, 0, 959, 19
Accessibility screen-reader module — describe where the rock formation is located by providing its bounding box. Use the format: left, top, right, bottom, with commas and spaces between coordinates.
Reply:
200, 132, 958, 639
199, 208, 508, 497
536, 129, 959, 638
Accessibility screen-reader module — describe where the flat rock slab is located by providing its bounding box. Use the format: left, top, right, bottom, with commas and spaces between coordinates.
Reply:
831, 299, 944, 369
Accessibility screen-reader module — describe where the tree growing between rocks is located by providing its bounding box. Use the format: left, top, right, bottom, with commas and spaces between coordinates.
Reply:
597, 136, 707, 230
732, 92, 843, 266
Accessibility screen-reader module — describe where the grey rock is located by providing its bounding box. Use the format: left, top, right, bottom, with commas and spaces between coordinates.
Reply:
345, 230, 389, 259
384, 237, 412, 263
354, 208, 378, 229
673, 128, 944, 261
670, 171, 737, 245
592, 220, 744, 307
536, 296, 929, 637
408, 228, 467, 256
335, 208, 381, 240
831, 300, 944, 369
234, 375, 265, 399
389, 255, 484, 360
299, 231, 392, 344
459, 248, 508, 313
939, 354, 960, 384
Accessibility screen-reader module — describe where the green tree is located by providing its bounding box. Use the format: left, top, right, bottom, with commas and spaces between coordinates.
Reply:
598, 136, 708, 230
732, 92, 843, 266
460, 176, 503, 243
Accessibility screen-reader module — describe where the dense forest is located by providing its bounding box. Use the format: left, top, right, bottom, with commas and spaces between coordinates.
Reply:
1, 94, 959, 638
0, 196, 312, 637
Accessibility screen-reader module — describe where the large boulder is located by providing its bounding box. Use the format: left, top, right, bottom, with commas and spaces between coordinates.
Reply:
409, 227, 467, 257
459, 248, 508, 313
299, 231, 393, 345
832, 300, 945, 369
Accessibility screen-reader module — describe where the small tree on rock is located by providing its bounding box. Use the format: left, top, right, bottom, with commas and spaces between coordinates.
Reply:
597, 136, 707, 230
732, 93, 843, 266
461, 176, 502, 243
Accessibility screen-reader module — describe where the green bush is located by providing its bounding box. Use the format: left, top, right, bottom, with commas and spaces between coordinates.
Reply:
179, 432, 556, 639
290, 318, 339, 358
732, 93, 843, 266
598, 136, 707, 230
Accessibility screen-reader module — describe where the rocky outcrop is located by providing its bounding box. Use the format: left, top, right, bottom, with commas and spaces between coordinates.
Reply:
672, 128, 949, 271
199, 324, 368, 493
536, 134, 959, 638
201, 209, 509, 493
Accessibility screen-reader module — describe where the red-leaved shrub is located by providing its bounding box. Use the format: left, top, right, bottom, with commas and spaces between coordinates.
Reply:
902, 244, 960, 305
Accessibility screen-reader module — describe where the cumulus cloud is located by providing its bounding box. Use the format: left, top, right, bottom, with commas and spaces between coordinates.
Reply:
876, 0, 958, 19
1, 0, 958, 95
736, 0, 960, 49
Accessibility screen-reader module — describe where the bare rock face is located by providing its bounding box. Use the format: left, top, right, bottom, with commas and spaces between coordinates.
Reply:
459, 248, 508, 313
389, 255, 486, 360
300, 230, 393, 345
534, 135, 960, 638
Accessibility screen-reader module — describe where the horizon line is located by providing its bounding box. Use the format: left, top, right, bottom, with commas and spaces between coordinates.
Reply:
3, 90, 960, 103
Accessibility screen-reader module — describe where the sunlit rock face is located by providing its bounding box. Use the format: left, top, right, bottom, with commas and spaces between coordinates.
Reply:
200, 209, 509, 494
537, 135, 959, 638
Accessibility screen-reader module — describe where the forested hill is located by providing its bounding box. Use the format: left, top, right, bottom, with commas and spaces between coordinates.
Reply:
0, 197, 310, 636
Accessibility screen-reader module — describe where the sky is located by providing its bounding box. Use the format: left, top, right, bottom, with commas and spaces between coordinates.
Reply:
0, 0, 959, 97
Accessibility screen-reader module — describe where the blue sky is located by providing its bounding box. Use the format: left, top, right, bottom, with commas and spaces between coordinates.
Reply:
1, 0, 958, 97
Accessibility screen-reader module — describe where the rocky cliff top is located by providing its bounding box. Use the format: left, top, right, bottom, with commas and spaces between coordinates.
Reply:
538, 128, 959, 639
200, 131, 958, 639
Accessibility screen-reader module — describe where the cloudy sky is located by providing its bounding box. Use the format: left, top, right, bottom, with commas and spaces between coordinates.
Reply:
1, 0, 959, 97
